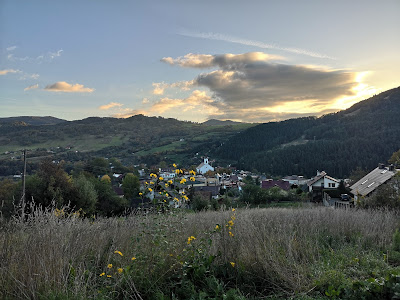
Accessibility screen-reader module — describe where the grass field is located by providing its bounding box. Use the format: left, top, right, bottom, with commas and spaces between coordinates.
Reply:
1, 205, 400, 299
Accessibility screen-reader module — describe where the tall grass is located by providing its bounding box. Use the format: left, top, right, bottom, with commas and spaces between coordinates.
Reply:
0, 205, 399, 299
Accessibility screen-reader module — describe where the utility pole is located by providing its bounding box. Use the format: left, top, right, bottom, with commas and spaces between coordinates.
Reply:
21, 149, 27, 205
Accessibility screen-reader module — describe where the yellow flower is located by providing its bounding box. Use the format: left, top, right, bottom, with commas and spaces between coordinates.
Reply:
165, 193, 169, 197
190, 177, 195, 181
139, 192, 143, 196
150, 181, 154, 185
131, 257, 136, 261
173, 163, 177, 168
150, 173, 157, 178
145, 181, 148, 185
229, 231, 234, 237
165, 183, 169, 187
168, 180, 173, 184
114, 250, 123, 256
232, 208, 236, 212
230, 262, 235, 267
180, 178, 186, 184
189, 170, 196, 175
228, 220, 234, 227
215, 225, 220, 230
159, 192, 162, 194
187, 236, 196, 244
99, 272, 105, 277
175, 169, 180, 174
183, 195, 188, 201
107, 275, 112, 278
107, 264, 112, 269
148, 188, 153, 192
159, 177, 163, 181
117, 268, 123, 274
174, 197, 179, 202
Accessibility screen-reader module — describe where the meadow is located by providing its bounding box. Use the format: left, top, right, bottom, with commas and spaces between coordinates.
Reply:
1, 205, 400, 299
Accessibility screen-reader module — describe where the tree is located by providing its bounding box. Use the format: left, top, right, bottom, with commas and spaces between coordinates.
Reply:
92, 179, 128, 216
25, 159, 75, 208
86, 157, 109, 176
122, 173, 140, 200
101, 174, 111, 183
72, 174, 98, 215
389, 149, 400, 167
0, 179, 19, 218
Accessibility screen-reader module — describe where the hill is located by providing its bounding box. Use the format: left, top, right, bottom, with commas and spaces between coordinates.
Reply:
214, 86, 400, 178
0, 114, 255, 176
202, 119, 245, 126
0, 116, 67, 126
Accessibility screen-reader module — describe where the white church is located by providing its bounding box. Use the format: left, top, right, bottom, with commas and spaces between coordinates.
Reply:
196, 157, 214, 175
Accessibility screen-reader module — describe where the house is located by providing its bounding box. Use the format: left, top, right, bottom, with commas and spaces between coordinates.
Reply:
112, 186, 124, 198
350, 164, 398, 201
261, 180, 291, 191
307, 171, 340, 201
196, 157, 214, 175
307, 171, 340, 192
193, 185, 220, 199
282, 175, 308, 186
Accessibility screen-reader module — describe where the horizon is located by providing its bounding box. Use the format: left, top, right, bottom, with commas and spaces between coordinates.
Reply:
1, 1, 399, 123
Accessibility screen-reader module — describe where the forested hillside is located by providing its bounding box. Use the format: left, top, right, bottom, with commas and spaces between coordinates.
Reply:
0, 115, 254, 176
215, 87, 400, 178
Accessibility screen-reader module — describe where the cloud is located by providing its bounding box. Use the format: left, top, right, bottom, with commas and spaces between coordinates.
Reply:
152, 80, 194, 95
158, 52, 375, 122
6, 46, 17, 51
19, 73, 40, 80
0, 69, 20, 75
24, 84, 39, 91
161, 52, 280, 68
148, 90, 219, 115
44, 81, 94, 93
142, 98, 149, 104
99, 102, 123, 110
178, 30, 335, 59
7, 49, 63, 63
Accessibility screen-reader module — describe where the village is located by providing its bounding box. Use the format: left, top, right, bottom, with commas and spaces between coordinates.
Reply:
107, 157, 400, 210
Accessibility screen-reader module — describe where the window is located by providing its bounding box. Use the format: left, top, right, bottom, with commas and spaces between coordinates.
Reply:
328, 183, 336, 188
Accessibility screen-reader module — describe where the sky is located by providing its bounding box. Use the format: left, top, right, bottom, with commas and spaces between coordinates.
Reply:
1, 0, 399, 123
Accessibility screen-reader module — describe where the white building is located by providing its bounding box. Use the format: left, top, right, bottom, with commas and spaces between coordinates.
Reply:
307, 171, 340, 193
196, 157, 214, 175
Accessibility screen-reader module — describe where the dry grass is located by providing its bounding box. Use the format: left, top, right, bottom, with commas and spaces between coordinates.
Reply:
0, 205, 398, 299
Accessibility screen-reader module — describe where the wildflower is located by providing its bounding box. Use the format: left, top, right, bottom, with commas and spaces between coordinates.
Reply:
139, 192, 143, 196
174, 197, 179, 202
180, 178, 186, 184
114, 250, 123, 256
148, 188, 153, 192
165, 193, 169, 197
159, 192, 162, 194
229, 231, 234, 237
159, 177, 163, 181
145, 181, 148, 185
228, 220, 234, 227
187, 236, 196, 244
150, 181, 154, 185
165, 183, 169, 187
107, 264, 112, 269
189, 170, 196, 175
232, 208, 236, 212
230, 262, 235, 267
150, 173, 157, 178
183, 195, 189, 201
99, 272, 105, 277
168, 180, 173, 184
107, 275, 112, 278
190, 177, 195, 182
117, 268, 123, 274
215, 225, 220, 230
175, 169, 180, 174
131, 257, 136, 261
173, 163, 177, 168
